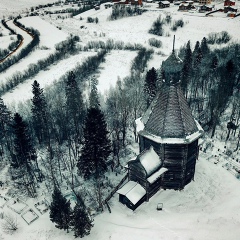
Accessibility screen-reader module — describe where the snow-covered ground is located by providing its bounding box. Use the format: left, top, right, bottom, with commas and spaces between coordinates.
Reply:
1, 1, 240, 240
1, 153, 240, 240
0, 35, 17, 50
2, 52, 96, 109
0, 0, 58, 19
96, 50, 137, 96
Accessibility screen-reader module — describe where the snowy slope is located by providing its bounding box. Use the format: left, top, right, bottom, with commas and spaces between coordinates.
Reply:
1, 155, 240, 240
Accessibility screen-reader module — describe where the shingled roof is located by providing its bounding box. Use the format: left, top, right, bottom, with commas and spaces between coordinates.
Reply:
137, 83, 203, 143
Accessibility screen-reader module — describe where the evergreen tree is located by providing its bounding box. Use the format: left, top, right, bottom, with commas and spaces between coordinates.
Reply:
144, 67, 157, 107
31, 80, 49, 144
181, 40, 192, 97
200, 37, 210, 56
71, 194, 93, 238
11, 113, 37, 168
11, 113, 37, 197
192, 41, 203, 69
77, 107, 111, 179
210, 55, 218, 70
89, 76, 100, 109
49, 187, 72, 232
0, 98, 12, 158
65, 71, 85, 138
223, 59, 235, 96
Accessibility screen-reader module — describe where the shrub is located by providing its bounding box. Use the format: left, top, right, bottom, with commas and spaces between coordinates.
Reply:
149, 16, 164, 36
171, 19, 184, 31
148, 38, 162, 48
207, 31, 231, 45
87, 17, 94, 23
108, 5, 145, 21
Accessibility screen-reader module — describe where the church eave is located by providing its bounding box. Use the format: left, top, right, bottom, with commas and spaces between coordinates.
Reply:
138, 119, 204, 144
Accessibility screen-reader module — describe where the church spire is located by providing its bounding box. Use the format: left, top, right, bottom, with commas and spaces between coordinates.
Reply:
172, 35, 175, 54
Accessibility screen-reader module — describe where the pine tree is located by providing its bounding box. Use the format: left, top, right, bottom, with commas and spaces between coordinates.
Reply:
200, 37, 210, 56
210, 55, 218, 70
11, 113, 37, 197
144, 67, 157, 107
71, 194, 93, 238
192, 41, 203, 69
0, 98, 12, 158
65, 71, 85, 138
89, 76, 100, 109
77, 107, 111, 179
181, 40, 192, 97
11, 113, 37, 168
49, 187, 72, 232
31, 80, 49, 144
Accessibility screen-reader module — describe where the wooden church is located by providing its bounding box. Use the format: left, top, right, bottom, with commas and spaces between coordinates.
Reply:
117, 49, 204, 210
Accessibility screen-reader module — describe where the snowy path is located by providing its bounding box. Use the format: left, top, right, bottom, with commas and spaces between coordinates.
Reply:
5, 20, 33, 57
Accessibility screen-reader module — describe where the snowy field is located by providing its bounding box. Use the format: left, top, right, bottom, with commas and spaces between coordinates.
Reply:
0, 35, 17, 50
2, 52, 96, 109
96, 50, 138, 95
0, 1, 240, 240
1, 155, 240, 240
0, 0, 58, 19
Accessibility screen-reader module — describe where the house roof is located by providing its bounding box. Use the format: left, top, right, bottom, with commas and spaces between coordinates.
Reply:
147, 167, 168, 184
117, 181, 146, 205
160, 1, 170, 4
137, 83, 203, 143
138, 146, 162, 176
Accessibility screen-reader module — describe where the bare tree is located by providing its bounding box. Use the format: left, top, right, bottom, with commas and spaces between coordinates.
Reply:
1, 213, 18, 234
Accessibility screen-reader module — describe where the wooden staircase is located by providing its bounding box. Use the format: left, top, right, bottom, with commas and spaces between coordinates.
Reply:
102, 174, 128, 213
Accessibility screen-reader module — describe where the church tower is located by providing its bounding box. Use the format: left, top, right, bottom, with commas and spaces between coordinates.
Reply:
136, 49, 203, 190
117, 45, 204, 210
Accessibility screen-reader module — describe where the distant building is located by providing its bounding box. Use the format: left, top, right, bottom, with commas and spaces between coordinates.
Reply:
199, 4, 213, 12
227, 11, 236, 17
224, 6, 237, 12
178, 3, 192, 10
117, 51, 204, 210
159, 1, 170, 8
113, 0, 143, 5
199, 0, 211, 5
224, 0, 235, 6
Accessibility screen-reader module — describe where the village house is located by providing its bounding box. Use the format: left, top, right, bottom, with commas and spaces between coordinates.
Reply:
224, 6, 237, 12
198, 4, 213, 12
117, 50, 204, 210
178, 3, 192, 11
112, 0, 143, 5
198, 0, 211, 5
224, 0, 235, 6
227, 11, 237, 17
159, 1, 170, 8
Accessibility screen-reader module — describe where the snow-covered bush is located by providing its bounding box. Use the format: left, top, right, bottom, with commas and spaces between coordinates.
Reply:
171, 19, 184, 31
148, 38, 162, 48
1, 213, 18, 234
207, 31, 231, 45
149, 16, 164, 36
108, 5, 145, 21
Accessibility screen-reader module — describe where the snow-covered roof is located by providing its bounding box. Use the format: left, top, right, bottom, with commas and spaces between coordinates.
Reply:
137, 119, 203, 144
160, 1, 170, 4
138, 83, 204, 143
117, 181, 146, 205
147, 167, 168, 184
138, 146, 162, 176
162, 52, 182, 75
